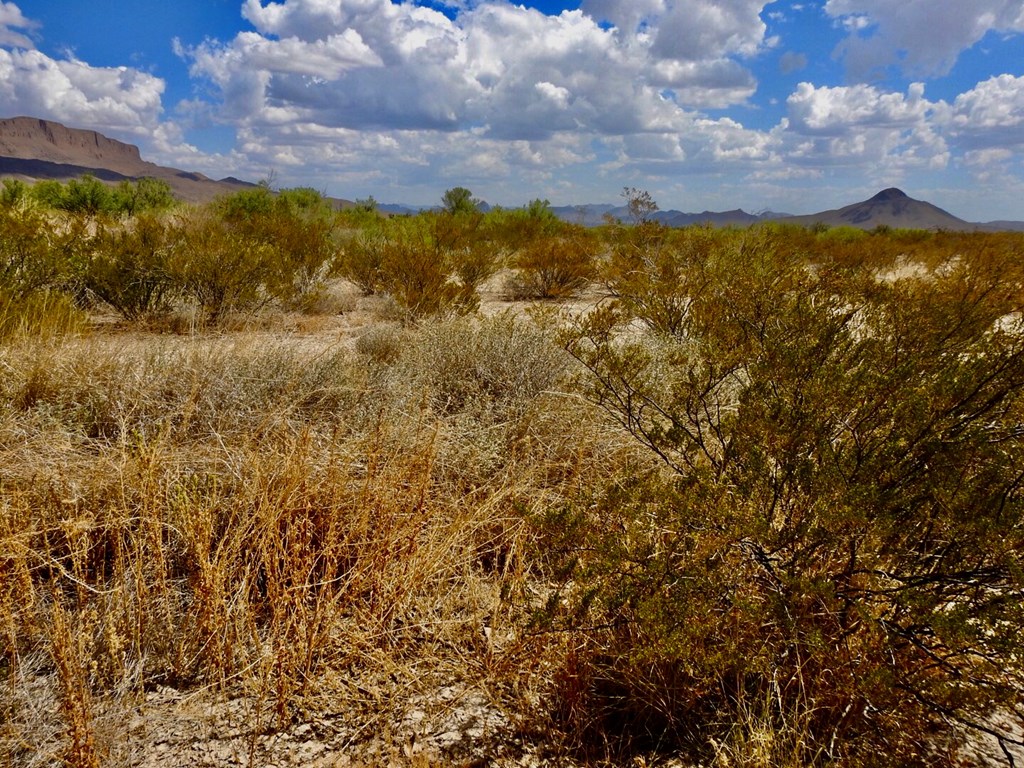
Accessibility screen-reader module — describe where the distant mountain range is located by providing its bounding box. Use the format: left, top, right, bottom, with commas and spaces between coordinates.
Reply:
0, 116, 260, 203
1, 116, 1022, 231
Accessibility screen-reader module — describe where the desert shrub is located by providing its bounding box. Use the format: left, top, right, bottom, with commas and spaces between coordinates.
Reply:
603, 223, 732, 337
261, 210, 339, 310
60, 175, 116, 217
339, 214, 480, 318
0, 178, 30, 208
337, 222, 388, 295
379, 222, 478, 317
214, 185, 276, 224
483, 199, 564, 253
209, 186, 340, 310
338, 211, 496, 312
402, 312, 568, 420
29, 179, 66, 209
547, 235, 1024, 764
109, 177, 176, 216
0, 206, 93, 302
431, 212, 505, 293
504, 231, 598, 300
168, 212, 275, 325
0, 205, 60, 298
355, 323, 407, 365
84, 214, 177, 320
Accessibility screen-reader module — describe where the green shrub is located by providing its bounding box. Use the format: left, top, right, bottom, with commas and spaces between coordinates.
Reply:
504, 231, 598, 300
60, 175, 116, 216
337, 226, 387, 295
262, 210, 339, 310
168, 212, 274, 325
602, 224, 726, 336
0, 206, 89, 299
85, 214, 176, 320
110, 177, 176, 216
0, 179, 29, 208
339, 214, 480, 318
549, 235, 1024, 764
379, 220, 477, 317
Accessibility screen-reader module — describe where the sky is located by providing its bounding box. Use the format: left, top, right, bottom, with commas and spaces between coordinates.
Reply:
1, 1, 1024, 220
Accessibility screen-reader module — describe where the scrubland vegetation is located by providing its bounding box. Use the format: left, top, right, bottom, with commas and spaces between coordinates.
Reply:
2, 178, 1024, 766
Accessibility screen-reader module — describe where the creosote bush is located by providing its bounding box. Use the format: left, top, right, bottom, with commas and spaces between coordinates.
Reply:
504, 230, 599, 300
547, 229, 1024, 765
85, 214, 177, 321
338, 213, 489, 318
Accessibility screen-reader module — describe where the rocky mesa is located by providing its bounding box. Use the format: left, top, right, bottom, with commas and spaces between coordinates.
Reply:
0, 116, 256, 202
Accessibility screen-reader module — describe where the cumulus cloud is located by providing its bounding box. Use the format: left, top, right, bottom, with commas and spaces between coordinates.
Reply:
649, 0, 770, 61
825, 0, 1024, 78
0, 1, 35, 49
185, 0, 776, 149
580, 0, 664, 35
950, 74, 1024, 151
784, 82, 951, 170
787, 81, 934, 134
0, 48, 166, 136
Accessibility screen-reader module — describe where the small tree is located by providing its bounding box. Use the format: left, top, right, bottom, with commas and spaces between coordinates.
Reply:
442, 186, 481, 216
61, 175, 115, 217
621, 186, 659, 224
111, 177, 176, 217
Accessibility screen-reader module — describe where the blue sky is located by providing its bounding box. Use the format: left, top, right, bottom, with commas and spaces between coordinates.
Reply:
2, 1, 1024, 220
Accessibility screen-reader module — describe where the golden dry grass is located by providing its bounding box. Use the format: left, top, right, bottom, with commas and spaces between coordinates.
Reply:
0, 297, 638, 766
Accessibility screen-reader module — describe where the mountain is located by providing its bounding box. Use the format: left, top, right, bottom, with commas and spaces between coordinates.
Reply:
553, 189, 1023, 232
664, 209, 764, 228
551, 204, 787, 228
3, 118, 1023, 228
980, 220, 1024, 232
781, 188, 980, 231
0, 116, 258, 203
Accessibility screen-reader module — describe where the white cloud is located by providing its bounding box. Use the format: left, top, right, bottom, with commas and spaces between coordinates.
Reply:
783, 82, 951, 170
950, 74, 1024, 154
825, 0, 1024, 78
0, 48, 166, 136
952, 74, 1024, 133
185, 0, 775, 150
787, 81, 935, 134
0, 1, 35, 49
650, 0, 770, 61
580, 0, 664, 35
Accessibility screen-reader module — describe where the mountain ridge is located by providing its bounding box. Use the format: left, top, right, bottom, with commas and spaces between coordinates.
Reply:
1, 117, 1022, 229
0, 116, 258, 203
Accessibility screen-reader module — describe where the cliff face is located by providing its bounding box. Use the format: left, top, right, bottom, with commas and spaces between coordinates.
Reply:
0, 116, 148, 175
0, 115, 267, 203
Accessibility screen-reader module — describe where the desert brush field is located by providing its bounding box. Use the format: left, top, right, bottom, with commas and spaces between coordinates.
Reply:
2, 178, 1024, 767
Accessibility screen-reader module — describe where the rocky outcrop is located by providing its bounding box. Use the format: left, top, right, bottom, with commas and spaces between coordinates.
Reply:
0, 116, 150, 176
0, 116, 265, 202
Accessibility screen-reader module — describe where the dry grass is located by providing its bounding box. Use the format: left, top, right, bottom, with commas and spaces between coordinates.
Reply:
0, 301, 635, 766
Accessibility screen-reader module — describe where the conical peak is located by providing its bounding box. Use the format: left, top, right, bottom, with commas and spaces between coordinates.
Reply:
869, 188, 909, 202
